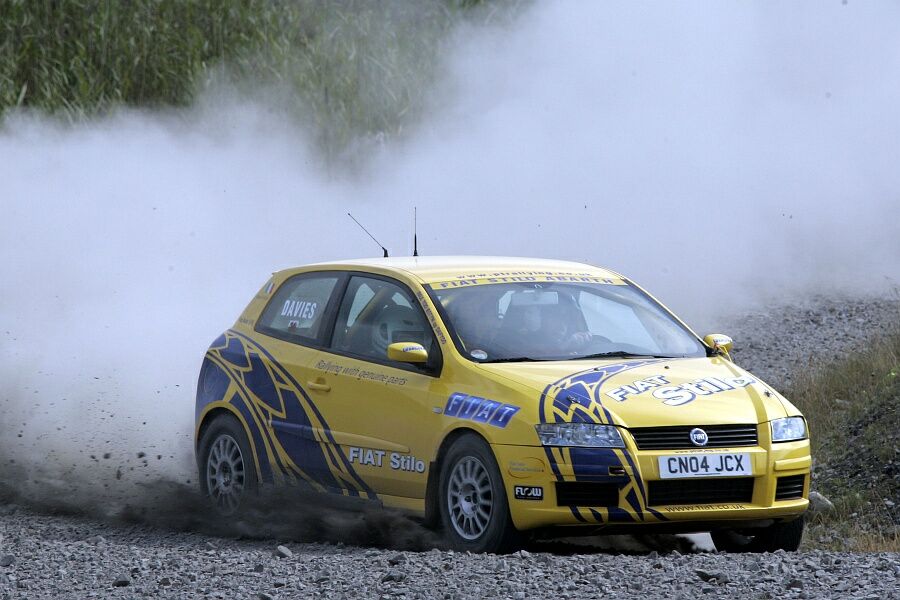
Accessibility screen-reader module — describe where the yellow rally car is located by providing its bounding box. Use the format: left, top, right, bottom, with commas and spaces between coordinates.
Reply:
195, 257, 810, 552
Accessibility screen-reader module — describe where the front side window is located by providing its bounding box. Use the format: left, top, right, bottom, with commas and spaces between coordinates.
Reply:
332, 276, 434, 363
430, 281, 705, 362
256, 274, 338, 344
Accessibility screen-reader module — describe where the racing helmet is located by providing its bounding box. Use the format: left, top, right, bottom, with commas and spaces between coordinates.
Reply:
372, 305, 427, 357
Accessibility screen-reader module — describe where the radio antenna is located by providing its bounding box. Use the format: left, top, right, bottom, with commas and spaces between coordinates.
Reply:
347, 212, 388, 257
413, 206, 419, 257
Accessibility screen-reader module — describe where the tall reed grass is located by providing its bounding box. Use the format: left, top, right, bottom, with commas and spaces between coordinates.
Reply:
0, 0, 511, 158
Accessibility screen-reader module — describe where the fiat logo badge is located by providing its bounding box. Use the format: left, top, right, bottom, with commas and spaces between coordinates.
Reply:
689, 428, 709, 447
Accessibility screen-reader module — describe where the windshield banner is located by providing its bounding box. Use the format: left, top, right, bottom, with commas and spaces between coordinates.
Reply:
427, 274, 626, 289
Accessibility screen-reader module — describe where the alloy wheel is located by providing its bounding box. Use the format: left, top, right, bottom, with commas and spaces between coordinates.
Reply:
446, 456, 494, 540
206, 434, 246, 515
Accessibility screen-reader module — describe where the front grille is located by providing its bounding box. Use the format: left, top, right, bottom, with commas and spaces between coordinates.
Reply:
629, 424, 758, 450
647, 477, 754, 506
555, 482, 619, 507
775, 475, 806, 501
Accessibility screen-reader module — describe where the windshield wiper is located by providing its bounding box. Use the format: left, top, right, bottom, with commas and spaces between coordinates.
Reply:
575, 351, 675, 360
479, 356, 544, 364
481, 352, 679, 363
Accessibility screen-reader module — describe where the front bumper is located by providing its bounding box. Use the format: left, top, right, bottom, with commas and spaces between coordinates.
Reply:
493, 437, 811, 532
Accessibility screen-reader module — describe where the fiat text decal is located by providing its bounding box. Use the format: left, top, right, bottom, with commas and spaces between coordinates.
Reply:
606, 375, 756, 406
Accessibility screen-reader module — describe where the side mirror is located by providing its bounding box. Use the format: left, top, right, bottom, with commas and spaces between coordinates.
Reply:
703, 333, 733, 355
387, 342, 428, 363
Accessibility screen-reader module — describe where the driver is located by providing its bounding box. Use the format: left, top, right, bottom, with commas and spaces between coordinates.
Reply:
540, 309, 591, 353
447, 295, 501, 356
501, 304, 591, 357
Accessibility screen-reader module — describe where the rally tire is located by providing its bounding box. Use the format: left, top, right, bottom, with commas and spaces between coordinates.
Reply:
198, 414, 258, 517
712, 516, 804, 553
438, 434, 521, 553
754, 515, 805, 552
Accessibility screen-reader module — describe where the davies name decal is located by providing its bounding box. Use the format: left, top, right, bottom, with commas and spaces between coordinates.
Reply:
281, 299, 317, 320
606, 375, 756, 406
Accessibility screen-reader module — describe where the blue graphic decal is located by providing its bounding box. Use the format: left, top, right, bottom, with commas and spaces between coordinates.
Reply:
221, 335, 251, 369
228, 330, 375, 498
269, 388, 342, 492
245, 353, 279, 412
624, 488, 642, 518
196, 358, 230, 418
536, 360, 672, 523
647, 507, 668, 521
196, 330, 375, 499
543, 360, 666, 425
459, 396, 484, 420
444, 392, 467, 417
228, 391, 275, 484
607, 507, 636, 523
488, 405, 520, 427
444, 393, 520, 428
567, 447, 626, 480
571, 506, 588, 523
472, 399, 501, 423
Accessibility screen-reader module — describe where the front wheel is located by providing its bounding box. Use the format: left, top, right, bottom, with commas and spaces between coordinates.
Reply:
712, 516, 805, 552
439, 434, 521, 553
198, 414, 258, 516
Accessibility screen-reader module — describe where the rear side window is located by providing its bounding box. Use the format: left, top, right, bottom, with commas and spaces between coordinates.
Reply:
257, 274, 338, 344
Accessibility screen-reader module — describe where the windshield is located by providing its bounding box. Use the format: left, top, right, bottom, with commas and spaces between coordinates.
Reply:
429, 281, 706, 362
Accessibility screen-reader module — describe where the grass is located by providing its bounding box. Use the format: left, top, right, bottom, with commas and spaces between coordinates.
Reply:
789, 321, 900, 552
0, 0, 519, 161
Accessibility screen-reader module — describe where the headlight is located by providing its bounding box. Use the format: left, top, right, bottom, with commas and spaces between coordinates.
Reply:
771, 417, 807, 442
535, 423, 625, 448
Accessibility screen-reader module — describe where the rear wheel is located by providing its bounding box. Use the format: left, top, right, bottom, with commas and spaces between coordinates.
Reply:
439, 434, 521, 553
712, 516, 804, 552
198, 415, 258, 516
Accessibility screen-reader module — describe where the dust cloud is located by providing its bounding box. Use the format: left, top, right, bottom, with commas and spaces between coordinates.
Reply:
1, 1, 898, 542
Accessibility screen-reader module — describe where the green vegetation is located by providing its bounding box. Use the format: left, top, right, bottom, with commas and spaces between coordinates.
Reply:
790, 324, 900, 552
0, 0, 515, 159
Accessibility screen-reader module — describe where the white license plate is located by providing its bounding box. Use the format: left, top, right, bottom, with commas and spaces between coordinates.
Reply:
658, 453, 752, 479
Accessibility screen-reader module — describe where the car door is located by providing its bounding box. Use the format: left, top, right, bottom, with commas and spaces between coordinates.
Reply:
305, 273, 447, 499
249, 271, 367, 494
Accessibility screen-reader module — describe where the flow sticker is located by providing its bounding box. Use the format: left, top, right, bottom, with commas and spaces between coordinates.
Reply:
513, 486, 544, 501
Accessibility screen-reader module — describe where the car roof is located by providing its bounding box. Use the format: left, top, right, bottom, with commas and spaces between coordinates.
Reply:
283, 256, 624, 285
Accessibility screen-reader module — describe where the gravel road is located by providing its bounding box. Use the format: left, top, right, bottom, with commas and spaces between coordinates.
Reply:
1, 295, 898, 600
0, 514, 897, 599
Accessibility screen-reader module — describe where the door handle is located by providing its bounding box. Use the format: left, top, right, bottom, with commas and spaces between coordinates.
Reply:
307, 379, 331, 393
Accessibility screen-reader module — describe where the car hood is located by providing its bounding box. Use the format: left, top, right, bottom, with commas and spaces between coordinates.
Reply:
475, 356, 789, 427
